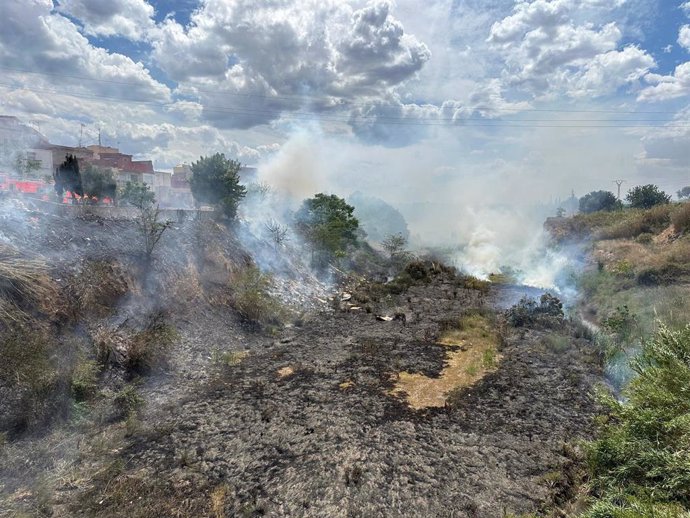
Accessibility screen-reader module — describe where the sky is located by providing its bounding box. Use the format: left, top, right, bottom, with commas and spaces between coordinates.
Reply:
1, 0, 689, 211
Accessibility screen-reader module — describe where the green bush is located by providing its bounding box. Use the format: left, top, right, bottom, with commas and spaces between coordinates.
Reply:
71, 359, 100, 401
114, 385, 144, 419
295, 193, 360, 268
635, 232, 654, 245
626, 184, 671, 209
0, 329, 63, 433
580, 191, 621, 214
584, 325, 690, 515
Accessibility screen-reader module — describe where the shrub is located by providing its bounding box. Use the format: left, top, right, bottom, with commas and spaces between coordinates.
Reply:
81, 164, 117, 202
637, 264, 687, 286
601, 305, 638, 341
230, 266, 285, 326
579, 191, 621, 213
635, 232, 653, 244
71, 359, 100, 401
126, 315, 178, 374
598, 205, 673, 240
135, 205, 172, 261
671, 202, 690, 234
113, 385, 144, 419
0, 328, 64, 434
584, 325, 690, 515
626, 184, 671, 209
506, 293, 564, 328
405, 260, 429, 281
119, 181, 155, 209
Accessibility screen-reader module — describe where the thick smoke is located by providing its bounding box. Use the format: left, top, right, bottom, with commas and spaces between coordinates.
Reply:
251, 126, 590, 294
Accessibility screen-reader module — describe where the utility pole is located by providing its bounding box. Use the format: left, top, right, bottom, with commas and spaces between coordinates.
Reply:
98, 126, 102, 147
613, 179, 626, 200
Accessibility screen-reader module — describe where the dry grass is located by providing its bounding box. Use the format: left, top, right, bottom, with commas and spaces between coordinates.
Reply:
391, 314, 500, 409
593, 236, 690, 277
210, 484, 229, 518
0, 243, 56, 325
671, 202, 690, 234
162, 263, 204, 306
212, 349, 248, 367
277, 365, 295, 378
70, 260, 132, 317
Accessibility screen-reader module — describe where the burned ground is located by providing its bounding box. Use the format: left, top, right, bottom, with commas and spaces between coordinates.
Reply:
67, 277, 602, 518
0, 203, 603, 517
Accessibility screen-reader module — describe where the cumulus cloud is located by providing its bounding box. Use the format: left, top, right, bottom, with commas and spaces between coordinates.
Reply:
679, 25, 690, 52
638, 62, 690, 102
571, 46, 654, 96
0, 0, 169, 102
151, 0, 430, 131
56, 0, 155, 41
487, 0, 654, 98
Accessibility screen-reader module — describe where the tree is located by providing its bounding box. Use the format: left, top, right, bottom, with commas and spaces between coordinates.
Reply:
136, 204, 172, 261
678, 186, 690, 200
264, 219, 289, 250
120, 181, 155, 209
189, 153, 247, 219
295, 193, 360, 265
382, 233, 407, 258
81, 164, 117, 202
579, 190, 621, 213
53, 154, 83, 199
626, 184, 671, 209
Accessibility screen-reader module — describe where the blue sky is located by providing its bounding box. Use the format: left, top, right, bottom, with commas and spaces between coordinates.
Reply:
0, 0, 688, 214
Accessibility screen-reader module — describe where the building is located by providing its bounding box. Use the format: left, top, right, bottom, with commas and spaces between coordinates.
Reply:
165, 164, 194, 208
0, 116, 54, 178
39, 144, 94, 172
85, 145, 154, 186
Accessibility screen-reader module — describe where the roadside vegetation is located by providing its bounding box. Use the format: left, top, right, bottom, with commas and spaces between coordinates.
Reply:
584, 325, 690, 517
545, 184, 690, 516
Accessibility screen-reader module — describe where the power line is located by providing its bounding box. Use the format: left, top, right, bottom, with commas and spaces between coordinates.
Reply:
1, 83, 688, 129
0, 65, 683, 116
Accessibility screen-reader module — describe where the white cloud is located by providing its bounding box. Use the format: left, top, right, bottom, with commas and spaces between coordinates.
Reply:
151, 1, 430, 130
571, 46, 654, 97
487, 0, 654, 98
0, 0, 169, 102
638, 62, 690, 102
679, 24, 690, 51
56, 0, 155, 41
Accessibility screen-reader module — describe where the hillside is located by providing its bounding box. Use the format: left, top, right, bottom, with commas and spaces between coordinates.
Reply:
0, 200, 605, 517
545, 202, 690, 516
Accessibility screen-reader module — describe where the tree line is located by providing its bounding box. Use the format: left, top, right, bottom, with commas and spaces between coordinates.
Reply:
575, 184, 690, 215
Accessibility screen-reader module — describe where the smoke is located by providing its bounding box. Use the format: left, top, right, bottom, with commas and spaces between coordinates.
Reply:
246, 125, 592, 294
257, 129, 332, 203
